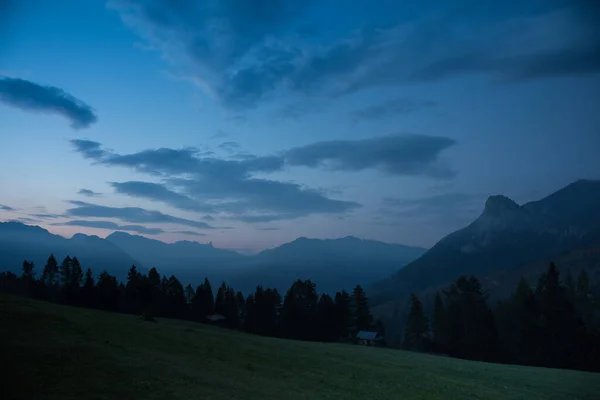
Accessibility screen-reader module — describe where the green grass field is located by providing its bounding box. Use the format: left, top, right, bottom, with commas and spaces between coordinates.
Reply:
1, 294, 598, 400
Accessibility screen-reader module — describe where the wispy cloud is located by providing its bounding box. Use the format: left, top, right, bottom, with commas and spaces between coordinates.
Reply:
171, 230, 206, 237
9, 217, 41, 224
54, 219, 165, 235
0, 204, 16, 211
110, 181, 214, 213
210, 129, 230, 140
77, 188, 102, 197
65, 200, 220, 230
0, 77, 97, 128
71, 134, 457, 223
69, 139, 107, 159
217, 141, 241, 154
110, 1, 600, 108
71, 140, 362, 222
29, 213, 62, 219
284, 134, 456, 178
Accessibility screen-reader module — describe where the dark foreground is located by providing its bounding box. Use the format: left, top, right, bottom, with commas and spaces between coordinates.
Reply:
1, 294, 598, 400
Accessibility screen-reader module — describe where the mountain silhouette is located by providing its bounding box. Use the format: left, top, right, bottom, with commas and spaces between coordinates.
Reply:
105, 231, 245, 286
0, 224, 424, 294
370, 179, 600, 314
231, 236, 426, 294
0, 222, 142, 281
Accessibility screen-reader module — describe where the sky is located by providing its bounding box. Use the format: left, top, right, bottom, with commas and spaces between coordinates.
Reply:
1, 0, 599, 252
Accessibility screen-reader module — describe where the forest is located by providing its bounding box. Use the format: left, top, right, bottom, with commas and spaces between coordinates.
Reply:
402, 264, 600, 372
1, 255, 598, 372
0, 254, 379, 344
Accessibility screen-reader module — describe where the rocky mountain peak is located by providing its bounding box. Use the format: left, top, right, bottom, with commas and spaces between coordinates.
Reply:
483, 195, 520, 216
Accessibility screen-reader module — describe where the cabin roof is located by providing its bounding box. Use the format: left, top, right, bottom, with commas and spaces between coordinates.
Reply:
206, 314, 226, 322
356, 331, 379, 340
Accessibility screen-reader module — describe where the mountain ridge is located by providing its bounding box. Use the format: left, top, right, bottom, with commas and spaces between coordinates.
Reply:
0, 222, 144, 281
0, 222, 425, 294
370, 179, 600, 320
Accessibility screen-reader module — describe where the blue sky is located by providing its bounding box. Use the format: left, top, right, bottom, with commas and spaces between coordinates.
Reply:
1, 0, 599, 251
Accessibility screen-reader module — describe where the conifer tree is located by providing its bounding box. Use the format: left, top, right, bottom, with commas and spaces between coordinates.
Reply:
403, 294, 429, 351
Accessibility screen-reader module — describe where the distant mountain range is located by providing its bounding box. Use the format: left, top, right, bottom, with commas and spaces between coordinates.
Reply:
232, 236, 426, 294
370, 179, 600, 325
3, 179, 598, 301
0, 223, 425, 294
0, 222, 142, 281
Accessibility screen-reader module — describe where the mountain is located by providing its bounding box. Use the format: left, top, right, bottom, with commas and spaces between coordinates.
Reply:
105, 231, 246, 285
107, 232, 425, 294
370, 179, 600, 316
230, 236, 426, 294
0, 223, 426, 295
0, 222, 142, 281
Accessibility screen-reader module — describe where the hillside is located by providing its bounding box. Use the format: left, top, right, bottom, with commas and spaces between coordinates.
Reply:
1, 294, 598, 400
371, 179, 600, 310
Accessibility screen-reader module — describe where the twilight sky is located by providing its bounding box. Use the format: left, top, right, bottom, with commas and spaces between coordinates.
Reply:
1, 0, 599, 252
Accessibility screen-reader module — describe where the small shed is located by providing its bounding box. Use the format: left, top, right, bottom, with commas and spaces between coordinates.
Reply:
356, 330, 384, 346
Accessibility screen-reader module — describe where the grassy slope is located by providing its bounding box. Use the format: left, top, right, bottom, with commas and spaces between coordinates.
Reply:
1, 295, 598, 400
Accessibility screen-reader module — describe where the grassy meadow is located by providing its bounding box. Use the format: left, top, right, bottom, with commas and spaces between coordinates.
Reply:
1, 294, 598, 400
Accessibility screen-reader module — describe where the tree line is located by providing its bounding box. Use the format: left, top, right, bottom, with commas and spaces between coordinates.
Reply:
402, 263, 600, 372
0, 253, 383, 344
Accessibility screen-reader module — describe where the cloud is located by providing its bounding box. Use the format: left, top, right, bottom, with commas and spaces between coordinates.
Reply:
54, 219, 164, 235
110, 1, 600, 108
210, 129, 230, 140
285, 134, 456, 178
110, 181, 215, 213
217, 141, 241, 154
171, 230, 206, 237
71, 134, 458, 223
72, 140, 360, 222
29, 213, 62, 219
0, 77, 97, 128
77, 188, 102, 197
70, 139, 107, 159
0, 204, 16, 211
351, 99, 437, 122
69, 139, 283, 177
9, 217, 41, 224
110, 0, 310, 108
65, 200, 220, 230
256, 227, 280, 231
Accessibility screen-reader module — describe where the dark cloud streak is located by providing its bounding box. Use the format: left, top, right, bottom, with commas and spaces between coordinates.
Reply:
65, 200, 220, 230
0, 77, 97, 128
78, 188, 102, 197
110, 181, 215, 213
285, 134, 456, 177
54, 219, 165, 235
171, 230, 206, 237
